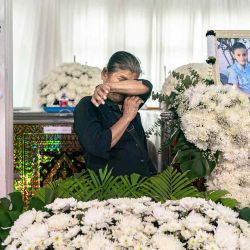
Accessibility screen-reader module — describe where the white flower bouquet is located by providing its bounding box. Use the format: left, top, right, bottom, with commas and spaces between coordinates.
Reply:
162, 63, 214, 96
3, 197, 250, 250
177, 83, 250, 207
159, 64, 250, 207
178, 83, 250, 164
39, 63, 101, 107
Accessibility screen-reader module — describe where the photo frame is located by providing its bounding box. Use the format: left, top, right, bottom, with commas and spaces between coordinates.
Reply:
207, 30, 250, 94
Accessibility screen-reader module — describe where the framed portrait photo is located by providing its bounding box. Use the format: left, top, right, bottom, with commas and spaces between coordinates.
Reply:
208, 30, 250, 94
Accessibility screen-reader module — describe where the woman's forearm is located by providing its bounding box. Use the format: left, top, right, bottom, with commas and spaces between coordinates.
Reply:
110, 116, 131, 148
107, 80, 149, 95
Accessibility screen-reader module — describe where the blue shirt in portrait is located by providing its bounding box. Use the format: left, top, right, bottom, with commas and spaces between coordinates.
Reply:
228, 62, 250, 94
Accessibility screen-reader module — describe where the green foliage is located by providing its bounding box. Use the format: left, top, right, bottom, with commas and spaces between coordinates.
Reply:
139, 167, 198, 202
166, 69, 204, 114
152, 70, 203, 115
0, 191, 49, 247
0, 192, 23, 249
35, 168, 120, 202
201, 190, 239, 209
145, 118, 164, 139
239, 208, 250, 223
172, 132, 219, 179
151, 92, 169, 104
8, 192, 23, 212
33, 166, 199, 204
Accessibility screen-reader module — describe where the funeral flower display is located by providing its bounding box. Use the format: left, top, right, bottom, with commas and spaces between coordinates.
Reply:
162, 63, 214, 96
177, 83, 250, 164
39, 63, 101, 107
160, 64, 250, 208
3, 197, 250, 250
177, 83, 250, 207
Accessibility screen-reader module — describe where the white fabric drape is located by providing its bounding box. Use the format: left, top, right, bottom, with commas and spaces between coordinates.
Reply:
13, 0, 250, 108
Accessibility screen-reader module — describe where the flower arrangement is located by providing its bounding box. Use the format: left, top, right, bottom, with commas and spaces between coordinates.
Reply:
207, 162, 250, 208
177, 83, 250, 164
161, 63, 214, 96
3, 197, 250, 250
39, 63, 101, 107
177, 83, 250, 207
158, 64, 250, 207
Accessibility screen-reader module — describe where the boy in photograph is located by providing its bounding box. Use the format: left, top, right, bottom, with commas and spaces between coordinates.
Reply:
228, 42, 250, 94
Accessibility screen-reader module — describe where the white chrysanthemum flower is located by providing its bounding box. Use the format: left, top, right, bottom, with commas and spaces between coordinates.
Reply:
71, 235, 88, 248
10, 209, 37, 233
187, 236, 203, 249
40, 86, 51, 96
204, 242, 220, 250
72, 70, 82, 78
182, 211, 210, 231
117, 235, 135, 247
2, 235, 12, 246
238, 220, 250, 238
39, 63, 101, 106
152, 206, 177, 223
67, 89, 76, 100
46, 197, 77, 211
204, 209, 219, 220
180, 229, 194, 240
207, 163, 250, 208
46, 93, 55, 105
35, 211, 49, 223
152, 233, 185, 250
159, 220, 182, 232
239, 234, 250, 250
22, 223, 49, 243
83, 207, 114, 226
179, 197, 209, 210
77, 199, 100, 210
47, 214, 77, 230
143, 224, 157, 235
50, 82, 60, 93
86, 231, 115, 250
118, 215, 143, 232
64, 225, 81, 239
212, 202, 238, 221
214, 220, 240, 250
4, 245, 18, 250
195, 230, 213, 244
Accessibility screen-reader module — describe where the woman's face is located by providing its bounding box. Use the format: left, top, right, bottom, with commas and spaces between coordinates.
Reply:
102, 69, 138, 103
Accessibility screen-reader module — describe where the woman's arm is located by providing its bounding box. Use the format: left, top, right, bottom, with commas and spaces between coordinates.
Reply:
110, 96, 143, 147
108, 79, 150, 95
92, 79, 152, 107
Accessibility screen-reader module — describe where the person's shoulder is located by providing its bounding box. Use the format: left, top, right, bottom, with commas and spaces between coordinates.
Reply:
228, 63, 238, 73
74, 96, 99, 118
74, 96, 93, 113
230, 63, 237, 69
76, 96, 92, 107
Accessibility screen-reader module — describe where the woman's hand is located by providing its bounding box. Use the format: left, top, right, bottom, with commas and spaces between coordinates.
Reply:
122, 96, 144, 122
91, 84, 110, 107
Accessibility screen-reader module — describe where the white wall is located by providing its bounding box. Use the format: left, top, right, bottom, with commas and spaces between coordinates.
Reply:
0, 0, 13, 197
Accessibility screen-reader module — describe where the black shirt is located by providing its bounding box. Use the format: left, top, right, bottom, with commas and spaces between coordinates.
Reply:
73, 79, 155, 177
